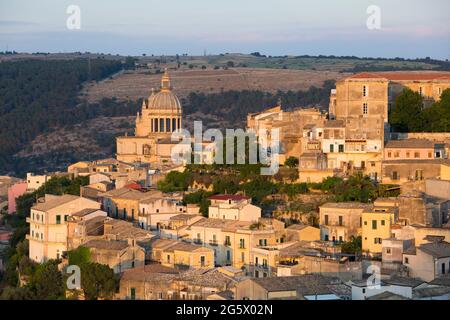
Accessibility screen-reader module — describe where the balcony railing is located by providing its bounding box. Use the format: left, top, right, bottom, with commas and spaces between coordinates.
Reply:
209, 240, 218, 246
193, 239, 202, 245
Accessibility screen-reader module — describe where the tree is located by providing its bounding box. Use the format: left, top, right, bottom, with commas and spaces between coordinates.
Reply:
30, 260, 65, 300
0, 286, 35, 300
389, 88, 424, 132
284, 156, 299, 168
67, 246, 91, 266
80, 263, 117, 300
340, 236, 362, 255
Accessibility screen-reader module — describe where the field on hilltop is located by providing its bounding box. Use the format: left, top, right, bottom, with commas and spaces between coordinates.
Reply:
82, 67, 346, 102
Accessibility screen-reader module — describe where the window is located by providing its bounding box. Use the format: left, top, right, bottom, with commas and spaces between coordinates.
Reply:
172, 118, 177, 132
64, 215, 68, 222
239, 239, 245, 249
56, 215, 61, 224
159, 118, 165, 132
381, 220, 385, 226
241, 252, 245, 262
372, 220, 377, 230
374, 238, 382, 244
404, 257, 409, 264
364, 221, 367, 226
392, 171, 399, 180
419, 87, 423, 96
166, 118, 171, 132
330, 144, 334, 153
441, 263, 445, 275
363, 103, 368, 115
428, 152, 432, 158
324, 235, 329, 241
438, 87, 442, 96
324, 215, 329, 225
388, 152, 392, 158
167, 255, 171, 263
363, 85, 368, 97
339, 236, 343, 243
406, 152, 410, 158
394, 152, 399, 158
338, 216, 343, 226
386, 248, 391, 254
414, 152, 420, 158
225, 236, 231, 246
255, 270, 259, 278
226, 250, 231, 261
338, 144, 344, 153
130, 288, 136, 300
259, 239, 267, 246
415, 170, 423, 180
200, 256, 205, 267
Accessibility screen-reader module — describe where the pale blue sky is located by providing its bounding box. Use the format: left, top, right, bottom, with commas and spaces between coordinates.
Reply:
1, 0, 449, 58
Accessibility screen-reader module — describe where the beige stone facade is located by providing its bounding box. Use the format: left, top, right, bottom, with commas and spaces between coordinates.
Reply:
116, 70, 184, 166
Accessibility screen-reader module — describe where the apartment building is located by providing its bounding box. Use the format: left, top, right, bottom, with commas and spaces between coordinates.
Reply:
150, 238, 214, 269
186, 217, 284, 270
403, 239, 450, 282
319, 202, 370, 242
362, 206, 398, 255
27, 194, 101, 263
208, 194, 261, 222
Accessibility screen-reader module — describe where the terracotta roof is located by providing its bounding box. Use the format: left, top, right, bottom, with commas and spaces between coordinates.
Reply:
32, 194, 80, 211
84, 239, 129, 251
72, 208, 102, 217
413, 286, 450, 299
251, 275, 340, 295
120, 264, 179, 282
418, 241, 450, 258
385, 138, 436, 149
366, 292, 409, 300
208, 194, 250, 201
320, 202, 371, 209
346, 72, 450, 81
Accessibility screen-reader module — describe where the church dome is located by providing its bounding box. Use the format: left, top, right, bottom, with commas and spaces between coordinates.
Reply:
147, 69, 182, 113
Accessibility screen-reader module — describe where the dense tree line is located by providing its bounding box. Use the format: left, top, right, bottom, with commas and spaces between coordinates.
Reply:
389, 88, 450, 132
182, 80, 336, 124
0, 59, 124, 174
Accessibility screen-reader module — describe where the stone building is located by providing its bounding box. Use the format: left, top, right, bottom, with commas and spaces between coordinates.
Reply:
319, 202, 370, 242
116, 69, 185, 166
397, 190, 448, 227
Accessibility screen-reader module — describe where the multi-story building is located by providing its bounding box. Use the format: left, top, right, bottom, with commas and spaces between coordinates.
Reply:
319, 202, 370, 242
27, 194, 101, 263
207, 194, 261, 222
150, 238, 214, 269
186, 217, 284, 270
362, 206, 398, 255
403, 239, 450, 282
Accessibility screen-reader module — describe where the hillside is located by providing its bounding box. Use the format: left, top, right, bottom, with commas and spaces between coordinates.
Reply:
2, 52, 449, 175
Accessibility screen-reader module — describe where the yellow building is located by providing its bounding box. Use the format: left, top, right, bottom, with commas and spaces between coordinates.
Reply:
319, 202, 370, 242
285, 224, 320, 242
150, 238, 214, 269
27, 194, 101, 263
361, 206, 398, 255
187, 217, 284, 270
116, 69, 184, 165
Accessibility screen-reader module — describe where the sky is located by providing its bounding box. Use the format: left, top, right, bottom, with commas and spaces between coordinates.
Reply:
0, 0, 449, 59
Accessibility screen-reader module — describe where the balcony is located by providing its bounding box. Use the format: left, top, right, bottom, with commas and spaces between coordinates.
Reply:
193, 239, 202, 245
209, 240, 218, 246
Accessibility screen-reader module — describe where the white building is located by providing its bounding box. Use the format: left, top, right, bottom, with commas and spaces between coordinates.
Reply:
27, 194, 101, 263
208, 195, 261, 222
26, 173, 51, 192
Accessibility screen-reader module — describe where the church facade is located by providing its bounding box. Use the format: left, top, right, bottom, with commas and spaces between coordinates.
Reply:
116, 70, 183, 166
